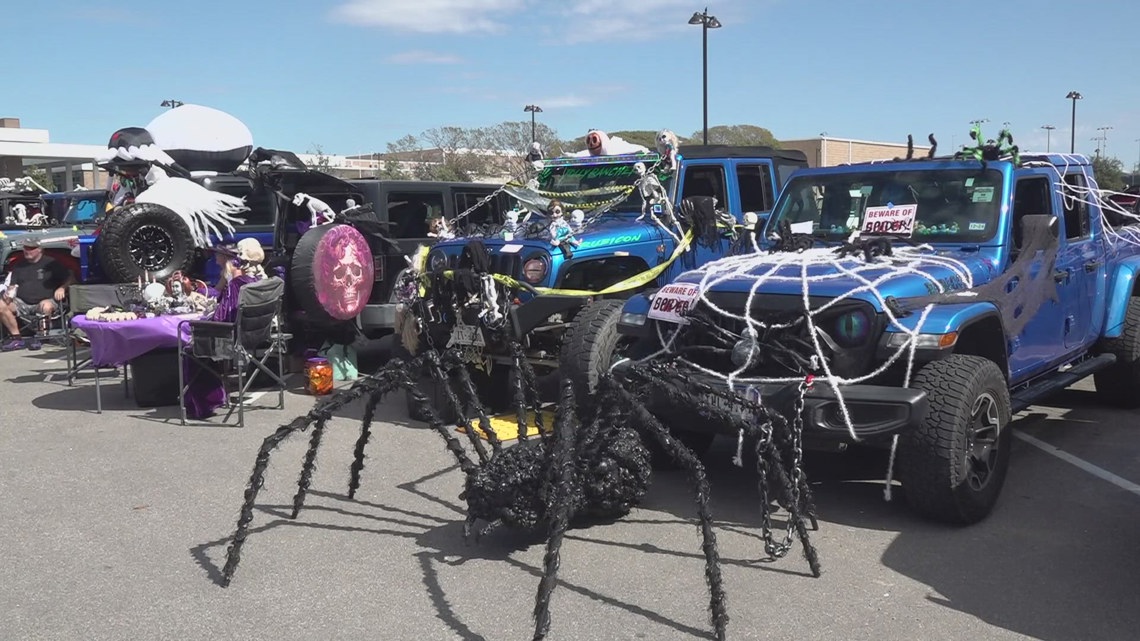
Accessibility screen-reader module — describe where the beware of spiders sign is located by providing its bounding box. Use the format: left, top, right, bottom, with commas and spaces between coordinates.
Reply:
861, 204, 917, 237
648, 283, 701, 324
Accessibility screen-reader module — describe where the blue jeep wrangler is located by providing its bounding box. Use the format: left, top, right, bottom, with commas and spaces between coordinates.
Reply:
408, 145, 807, 414
614, 142, 1140, 524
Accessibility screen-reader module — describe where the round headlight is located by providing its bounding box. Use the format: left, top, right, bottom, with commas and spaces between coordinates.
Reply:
523, 257, 548, 284
428, 250, 447, 272
833, 309, 871, 347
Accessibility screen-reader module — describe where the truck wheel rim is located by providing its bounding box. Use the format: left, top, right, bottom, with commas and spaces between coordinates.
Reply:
965, 392, 1001, 491
130, 224, 174, 272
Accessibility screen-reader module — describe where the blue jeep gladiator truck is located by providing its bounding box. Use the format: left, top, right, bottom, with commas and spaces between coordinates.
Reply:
613, 149, 1140, 524
409, 145, 808, 415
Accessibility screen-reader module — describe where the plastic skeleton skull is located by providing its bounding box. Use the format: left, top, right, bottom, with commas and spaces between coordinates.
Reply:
332, 241, 366, 309
570, 208, 585, 232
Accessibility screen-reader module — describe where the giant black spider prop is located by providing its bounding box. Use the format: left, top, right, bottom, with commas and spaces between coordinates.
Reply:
218, 335, 820, 640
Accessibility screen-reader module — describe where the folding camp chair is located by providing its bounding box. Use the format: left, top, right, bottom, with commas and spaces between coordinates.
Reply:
177, 277, 289, 427
64, 284, 130, 412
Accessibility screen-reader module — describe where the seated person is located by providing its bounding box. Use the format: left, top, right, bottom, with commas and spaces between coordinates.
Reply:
183, 237, 268, 419
0, 238, 74, 351
208, 237, 268, 323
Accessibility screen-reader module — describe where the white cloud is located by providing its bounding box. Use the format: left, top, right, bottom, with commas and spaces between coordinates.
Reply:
331, 0, 527, 34
554, 0, 737, 43
385, 50, 464, 64
331, 0, 744, 41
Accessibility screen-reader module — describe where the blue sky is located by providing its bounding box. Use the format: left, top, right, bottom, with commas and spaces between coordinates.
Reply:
2, 0, 1138, 165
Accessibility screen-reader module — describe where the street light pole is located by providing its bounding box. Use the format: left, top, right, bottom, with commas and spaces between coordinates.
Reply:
689, 8, 721, 145
1096, 126, 1113, 157
1041, 125, 1055, 152
523, 105, 542, 144
1066, 91, 1082, 153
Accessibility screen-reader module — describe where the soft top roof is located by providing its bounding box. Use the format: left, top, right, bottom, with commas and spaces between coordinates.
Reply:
677, 145, 808, 163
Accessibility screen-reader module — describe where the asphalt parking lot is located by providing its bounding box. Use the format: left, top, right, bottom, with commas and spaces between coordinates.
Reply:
2, 343, 1139, 641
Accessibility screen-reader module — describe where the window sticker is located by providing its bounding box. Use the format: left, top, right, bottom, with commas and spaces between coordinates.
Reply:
965, 177, 976, 187
971, 186, 995, 203
968, 222, 987, 231
790, 220, 814, 234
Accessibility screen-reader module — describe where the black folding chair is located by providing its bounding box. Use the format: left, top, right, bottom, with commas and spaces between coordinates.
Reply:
177, 277, 289, 427
1, 297, 70, 347
64, 284, 130, 413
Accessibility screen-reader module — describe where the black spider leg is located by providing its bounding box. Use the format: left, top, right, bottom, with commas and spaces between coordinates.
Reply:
510, 339, 531, 443
532, 380, 585, 641
220, 366, 405, 586
429, 349, 491, 464
450, 356, 502, 456
346, 390, 386, 499
514, 339, 549, 442
290, 417, 329, 519
620, 386, 729, 641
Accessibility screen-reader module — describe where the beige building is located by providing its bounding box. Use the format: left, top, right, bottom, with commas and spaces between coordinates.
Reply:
781, 136, 933, 168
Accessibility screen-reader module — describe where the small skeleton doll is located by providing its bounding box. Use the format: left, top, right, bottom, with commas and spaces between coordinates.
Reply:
502, 209, 520, 241
428, 215, 455, 240
570, 208, 586, 234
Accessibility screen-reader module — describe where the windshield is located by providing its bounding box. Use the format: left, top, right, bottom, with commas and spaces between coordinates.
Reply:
533, 160, 674, 215
770, 168, 1004, 243
63, 196, 104, 225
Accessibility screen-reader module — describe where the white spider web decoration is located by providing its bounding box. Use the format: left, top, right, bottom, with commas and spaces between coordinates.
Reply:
640, 244, 966, 441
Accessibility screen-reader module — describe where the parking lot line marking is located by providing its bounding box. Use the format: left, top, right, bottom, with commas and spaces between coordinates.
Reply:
43, 359, 60, 364
1014, 430, 1140, 497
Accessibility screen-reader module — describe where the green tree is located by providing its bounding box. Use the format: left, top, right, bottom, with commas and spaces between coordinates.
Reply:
22, 166, 55, 192
1092, 155, 1125, 192
692, 125, 781, 148
306, 144, 333, 174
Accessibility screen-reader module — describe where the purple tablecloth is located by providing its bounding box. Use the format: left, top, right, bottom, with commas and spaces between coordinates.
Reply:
72, 313, 201, 367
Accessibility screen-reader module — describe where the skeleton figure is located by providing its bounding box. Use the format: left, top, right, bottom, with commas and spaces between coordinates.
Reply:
502, 209, 520, 241
633, 162, 673, 221
11, 203, 28, 225
332, 241, 366, 311
428, 216, 455, 240
656, 128, 680, 173
293, 192, 336, 228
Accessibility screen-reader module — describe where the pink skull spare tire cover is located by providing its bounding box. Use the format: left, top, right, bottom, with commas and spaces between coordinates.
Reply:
290, 223, 375, 322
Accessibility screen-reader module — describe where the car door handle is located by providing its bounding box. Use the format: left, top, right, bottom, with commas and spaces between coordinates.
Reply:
1053, 269, 1069, 282
1084, 260, 1101, 273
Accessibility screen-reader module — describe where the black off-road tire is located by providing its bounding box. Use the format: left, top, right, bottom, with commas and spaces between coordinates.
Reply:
560, 299, 629, 402
899, 354, 1012, 525
97, 202, 195, 283
561, 300, 714, 463
1093, 297, 1140, 408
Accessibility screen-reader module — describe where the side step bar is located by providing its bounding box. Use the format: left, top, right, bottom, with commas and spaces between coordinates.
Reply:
1010, 353, 1117, 413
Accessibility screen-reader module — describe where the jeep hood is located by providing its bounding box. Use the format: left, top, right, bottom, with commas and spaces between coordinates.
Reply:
675, 247, 999, 311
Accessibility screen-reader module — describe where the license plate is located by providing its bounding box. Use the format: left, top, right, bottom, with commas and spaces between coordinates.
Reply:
702, 385, 760, 419
448, 324, 485, 347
